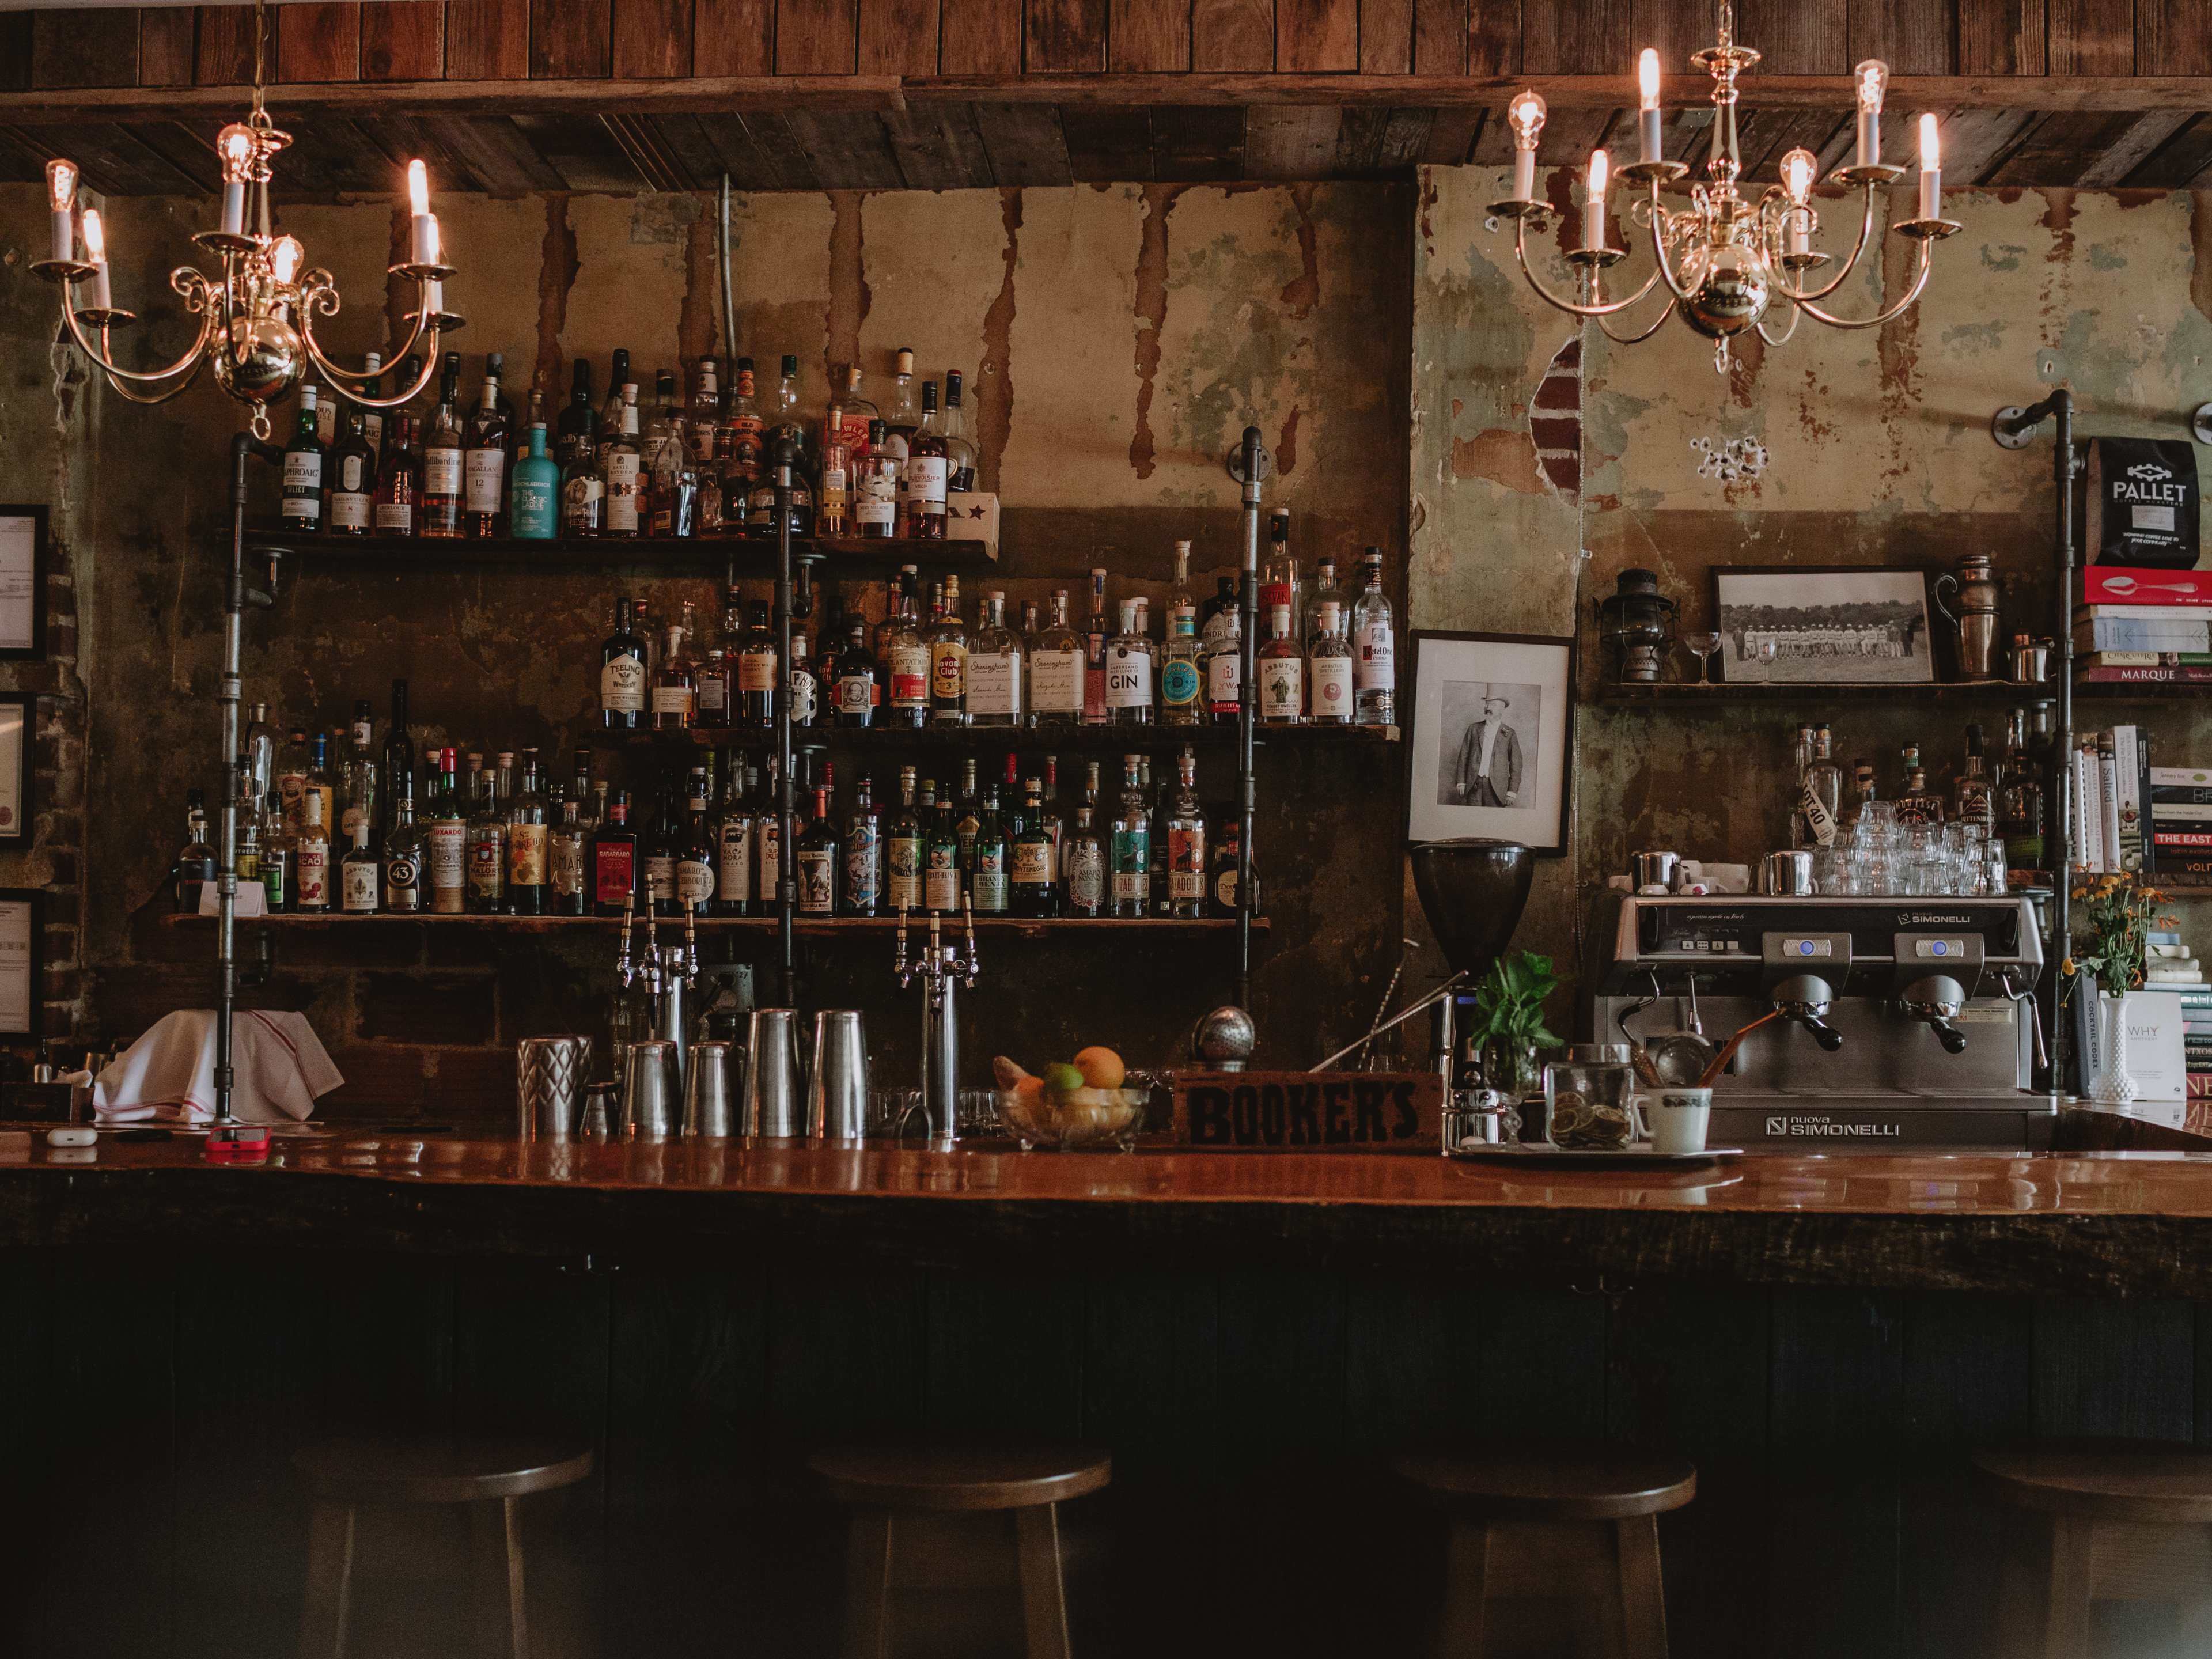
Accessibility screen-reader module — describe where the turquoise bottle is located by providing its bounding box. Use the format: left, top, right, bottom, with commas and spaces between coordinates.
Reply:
509, 423, 560, 539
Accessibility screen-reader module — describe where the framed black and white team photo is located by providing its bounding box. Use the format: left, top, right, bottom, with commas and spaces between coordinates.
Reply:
1404, 630, 1575, 854
1712, 564, 1936, 685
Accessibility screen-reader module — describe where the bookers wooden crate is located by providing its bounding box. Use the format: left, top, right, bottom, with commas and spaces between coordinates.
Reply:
1171, 1071, 1444, 1152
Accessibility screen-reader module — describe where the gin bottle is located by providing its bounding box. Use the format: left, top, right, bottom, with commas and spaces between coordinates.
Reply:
1164, 746, 1207, 918
1029, 590, 1085, 725
1109, 754, 1150, 918
1306, 600, 1354, 725
967, 590, 1024, 727
1351, 549, 1395, 726
1105, 600, 1155, 725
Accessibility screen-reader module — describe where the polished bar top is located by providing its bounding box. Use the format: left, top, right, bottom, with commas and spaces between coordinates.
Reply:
8, 1128, 2212, 1297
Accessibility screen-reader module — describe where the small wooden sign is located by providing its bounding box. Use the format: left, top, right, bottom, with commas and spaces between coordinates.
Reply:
1170, 1071, 1444, 1152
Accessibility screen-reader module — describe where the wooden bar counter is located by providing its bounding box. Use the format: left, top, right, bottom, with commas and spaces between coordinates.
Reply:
9, 1131, 2212, 1298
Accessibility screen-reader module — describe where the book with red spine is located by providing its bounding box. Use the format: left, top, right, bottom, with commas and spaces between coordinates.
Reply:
2081, 567, 2212, 607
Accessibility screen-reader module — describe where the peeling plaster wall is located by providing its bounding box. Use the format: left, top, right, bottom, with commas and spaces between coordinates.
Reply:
1416, 165, 2212, 1003
2, 181, 1408, 1112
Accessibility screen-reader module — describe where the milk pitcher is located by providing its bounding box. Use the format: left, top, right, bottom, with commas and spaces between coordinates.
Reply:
1933, 554, 2001, 679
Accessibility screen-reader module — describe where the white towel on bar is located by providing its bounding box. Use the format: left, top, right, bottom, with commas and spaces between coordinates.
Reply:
93, 1010, 342, 1124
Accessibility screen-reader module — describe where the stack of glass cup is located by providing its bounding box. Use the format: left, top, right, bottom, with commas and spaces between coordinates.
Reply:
1812, 801, 2005, 898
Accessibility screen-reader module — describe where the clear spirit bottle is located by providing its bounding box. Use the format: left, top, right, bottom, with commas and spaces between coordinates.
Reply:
967, 590, 1024, 727
1955, 723, 1997, 830
1161, 585, 1203, 726
1029, 590, 1085, 725
600, 383, 643, 537
906, 377, 948, 539
1258, 600, 1305, 725
1109, 753, 1150, 918
340, 823, 380, 914
855, 418, 900, 538
1797, 723, 1844, 848
1105, 600, 1155, 725
1165, 745, 1207, 918
1351, 549, 1395, 726
1306, 599, 1354, 725
1065, 802, 1106, 917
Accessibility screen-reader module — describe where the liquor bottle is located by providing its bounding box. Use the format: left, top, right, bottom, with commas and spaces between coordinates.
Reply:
556, 358, 596, 475
831, 616, 877, 727
172, 789, 215, 912
506, 749, 549, 915
1142, 753, 1166, 906
596, 597, 645, 730
929, 573, 969, 725
464, 768, 507, 914
1028, 590, 1085, 726
843, 773, 883, 916
358, 353, 385, 470
591, 791, 639, 915
819, 426, 851, 536
796, 782, 839, 917
597, 347, 632, 441
1796, 724, 1844, 847
561, 384, 605, 533
751, 355, 815, 540
968, 590, 1023, 727
1262, 507, 1300, 629
687, 357, 721, 463
653, 624, 696, 730
372, 414, 418, 535
509, 424, 560, 539
1257, 599, 1305, 725
422, 749, 465, 914
1012, 777, 1058, 917
256, 790, 293, 912
483, 351, 518, 448
886, 588, 931, 729
790, 624, 818, 729
906, 379, 949, 539
737, 600, 778, 726
645, 369, 698, 537
942, 369, 979, 493
756, 760, 783, 910
1997, 709, 2046, 867
601, 384, 643, 537
709, 760, 752, 917
719, 358, 763, 536
338, 717, 378, 847
537, 796, 582, 915
463, 363, 510, 536
244, 702, 279, 802
881, 349, 918, 532
1304, 555, 1342, 665
381, 768, 424, 912
235, 766, 262, 895
920, 778, 959, 913
339, 823, 379, 914
1109, 755, 1150, 918
969, 786, 1010, 915
1161, 605, 1203, 726
304, 732, 336, 839
887, 767, 922, 914
1896, 745, 1946, 826
676, 766, 715, 916
855, 418, 900, 538
275, 727, 310, 831
1106, 600, 1156, 725
828, 362, 881, 468
295, 790, 332, 913
1084, 568, 1111, 725
1307, 600, 1354, 725
421, 353, 464, 536
327, 405, 375, 535
1210, 815, 1255, 916
282, 385, 326, 531
1351, 550, 1395, 726
1065, 802, 1105, 917
1202, 578, 1243, 722
1955, 723, 1996, 830
1164, 747, 1207, 917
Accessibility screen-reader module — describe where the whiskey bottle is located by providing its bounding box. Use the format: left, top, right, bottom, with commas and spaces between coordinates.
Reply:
381, 769, 424, 912
295, 790, 332, 913
547, 796, 587, 916
844, 773, 882, 916
282, 385, 327, 531
1109, 755, 1150, 918
929, 574, 969, 725
1012, 777, 1058, 918
942, 369, 979, 493
597, 597, 646, 730
420, 353, 464, 537
713, 761, 752, 918
676, 766, 715, 916
796, 782, 839, 917
506, 749, 549, 915
855, 418, 900, 537
555, 358, 596, 478
1351, 550, 1395, 726
719, 357, 763, 536
887, 767, 922, 914
737, 601, 778, 727
340, 823, 380, 914
327, 405, 375, 535
601, 384, 643, 537
652, 624, 696, 730
967, 590, 1022, 727
462, 364, 509, 536
464, 769, 507, 914
1083, 569, 1111, 725
1105, 601, 1155, 725
1307, 600, 1354, 725
1165, 746, 1207, 917
172, 789, 215, 912
906, 378, 949, 539
1029, 590, 1085, 726
590, 791, 639, 916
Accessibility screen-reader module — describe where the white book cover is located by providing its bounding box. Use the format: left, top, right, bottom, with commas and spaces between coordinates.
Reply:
2077, 983, 2187, 1124
2113, 726, 2143, 870
2078, 743, 2107, 872
2152, 767, 2212, 788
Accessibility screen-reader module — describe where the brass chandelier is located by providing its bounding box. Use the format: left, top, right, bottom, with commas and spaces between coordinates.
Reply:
1491, 2, 1957, 373
29, 0, 462, 435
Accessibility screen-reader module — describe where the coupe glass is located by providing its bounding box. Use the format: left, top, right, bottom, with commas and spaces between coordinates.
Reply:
1683, 631, 1722, 684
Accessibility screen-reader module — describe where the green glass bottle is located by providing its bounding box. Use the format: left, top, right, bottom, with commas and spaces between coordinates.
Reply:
509, 422, 560, 539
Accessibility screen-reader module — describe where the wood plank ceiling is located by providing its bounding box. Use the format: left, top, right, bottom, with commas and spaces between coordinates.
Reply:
3, 0, 2211, 194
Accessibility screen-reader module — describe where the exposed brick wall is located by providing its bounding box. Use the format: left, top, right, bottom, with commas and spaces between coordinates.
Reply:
1531, 335, 1581, 502
6, 521, 90, 1049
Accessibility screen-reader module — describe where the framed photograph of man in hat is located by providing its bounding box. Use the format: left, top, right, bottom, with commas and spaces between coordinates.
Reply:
1404, 631, 1575, 854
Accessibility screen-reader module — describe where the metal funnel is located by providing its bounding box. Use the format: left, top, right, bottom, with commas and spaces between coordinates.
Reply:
1410, 839, 1536, 982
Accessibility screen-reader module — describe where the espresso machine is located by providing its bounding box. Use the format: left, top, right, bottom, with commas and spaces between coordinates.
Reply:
1588, 892, 2054, 1149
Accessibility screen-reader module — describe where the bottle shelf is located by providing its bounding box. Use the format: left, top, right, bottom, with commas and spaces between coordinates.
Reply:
244, 531, 997, 574
1596, 679, 2056, 706
2074, 680, 2212, 699
161, 912, 1266, 937
600, 721, 1402, 752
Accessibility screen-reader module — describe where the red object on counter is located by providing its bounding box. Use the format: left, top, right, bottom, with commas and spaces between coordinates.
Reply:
202, 1124, 271, 1164
2080, 567, 2212, 607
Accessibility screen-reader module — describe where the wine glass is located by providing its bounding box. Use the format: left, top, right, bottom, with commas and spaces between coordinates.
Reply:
1682, 631, 1722, 684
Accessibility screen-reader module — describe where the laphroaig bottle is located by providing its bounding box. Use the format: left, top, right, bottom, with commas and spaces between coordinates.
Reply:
1351, 550, 1395, 726
328, 406, 376, 535
282, 385, 326, 530
509, 424, 560, 539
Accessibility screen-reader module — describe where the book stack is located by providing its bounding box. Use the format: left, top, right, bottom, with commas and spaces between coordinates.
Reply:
2068, 725, 2152, 873
2078, 566, 2212, 683
2156, 934, 2212, 1103
2149, 764, 2212, 879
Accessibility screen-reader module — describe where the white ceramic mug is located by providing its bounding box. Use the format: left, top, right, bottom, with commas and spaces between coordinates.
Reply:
1650, 1087, 1712, 1155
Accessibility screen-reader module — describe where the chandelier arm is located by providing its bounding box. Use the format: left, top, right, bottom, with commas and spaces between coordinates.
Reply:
1755, 302, 1804, 348
1790, 237, 1934, 330
1770, 185, 1883, 305
59, 299, 216, 386
1644, 201, 1703, 304
1596, 294, 1680, 346
1513, 217, 1671, 319
297, 298, 442, 409
92, 347, 210, 406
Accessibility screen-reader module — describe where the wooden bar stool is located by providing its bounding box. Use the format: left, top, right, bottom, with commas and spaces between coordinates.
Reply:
1392, 1442, 1696, 1659
1979, 1441, 2212, 1657
293, 1435, 594, 1659
812, 1440, 1111, 1659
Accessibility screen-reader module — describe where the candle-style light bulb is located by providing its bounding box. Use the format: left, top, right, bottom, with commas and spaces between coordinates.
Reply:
1507, 90, 1547, 203
1637, 49, 1663, 164
1780, 147, 1816, 256
1583, 148, 1611, 252
79, 208, 111, 310
406, 158, 430, 218
44, 158, 77, 264
406, 158, 440, 267
271, 234, 304, 286
217, 123, 255, 236
1918, 112, 1942, 221
1854, 59, 1888, 169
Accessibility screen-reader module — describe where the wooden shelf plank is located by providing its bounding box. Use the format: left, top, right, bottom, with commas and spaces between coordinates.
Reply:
602, 721, 1400, 749
1596, 679, 2055, 705
247, 531, 997, 573
162, 911, 1266, 935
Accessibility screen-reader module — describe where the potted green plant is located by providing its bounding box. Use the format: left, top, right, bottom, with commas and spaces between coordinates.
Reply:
1463, 949, 1563, 1100
2065, 873, 2175, 1106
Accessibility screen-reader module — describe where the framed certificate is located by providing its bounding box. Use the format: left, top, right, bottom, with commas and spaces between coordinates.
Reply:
0, 507, 46, 660
0, 698, 25, 843
0, 890, 40, 1038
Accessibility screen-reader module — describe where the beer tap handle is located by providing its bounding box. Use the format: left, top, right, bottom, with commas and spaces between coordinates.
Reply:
929, 910, 942, 981
893, 906, 911, 987
961, 893, 979, 984
683, 902, 699, 984
616, 888, 638, 987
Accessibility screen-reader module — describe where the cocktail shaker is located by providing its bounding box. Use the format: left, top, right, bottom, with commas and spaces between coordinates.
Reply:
515, 1035, 593, 1140
808, 1011, 870, 1143
684, 1040, 736, 1138
624, 1039, 680, 1141
744, 1009, 803, 1138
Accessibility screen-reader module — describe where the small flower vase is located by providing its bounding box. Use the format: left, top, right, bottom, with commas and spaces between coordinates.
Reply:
2092, 993, 2138, 1108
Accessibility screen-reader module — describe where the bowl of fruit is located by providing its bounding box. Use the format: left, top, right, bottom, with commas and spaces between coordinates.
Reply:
993, 1047, 1154, 1151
